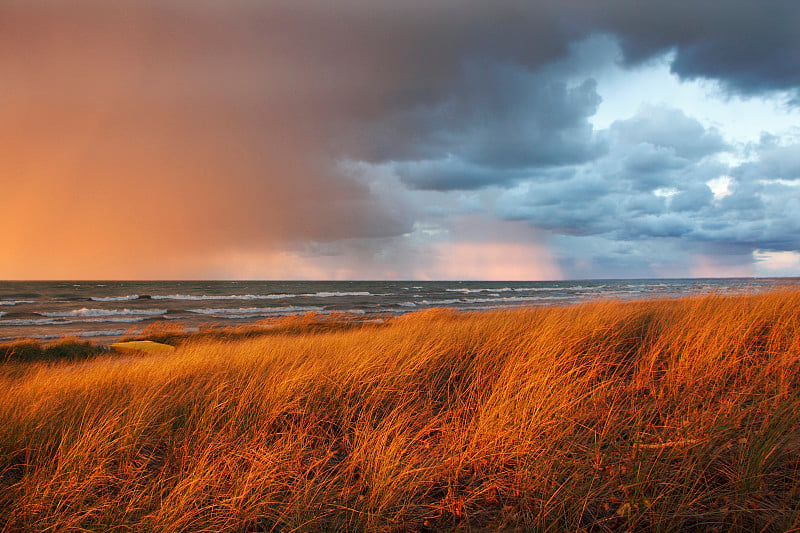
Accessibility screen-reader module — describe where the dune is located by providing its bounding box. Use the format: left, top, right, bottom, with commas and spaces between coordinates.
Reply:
2, 289, 800, 531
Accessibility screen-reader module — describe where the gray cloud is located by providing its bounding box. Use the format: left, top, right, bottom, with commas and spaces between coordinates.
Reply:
610, 107, 728, 160
581, 0, 800, 97
735, 142, 800, 183
393, 160, 522, 192
493, 103, 800, 259
670, 184, 714, 212
382, 64, 605, 191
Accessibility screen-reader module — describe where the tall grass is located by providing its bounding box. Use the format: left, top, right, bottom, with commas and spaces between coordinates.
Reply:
2, 290, 800, 531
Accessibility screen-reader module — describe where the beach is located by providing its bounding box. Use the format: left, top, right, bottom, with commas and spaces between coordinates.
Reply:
2, 289, 800, 531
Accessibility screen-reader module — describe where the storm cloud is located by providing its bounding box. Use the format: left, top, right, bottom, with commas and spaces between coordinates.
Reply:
1, 0, 799, 278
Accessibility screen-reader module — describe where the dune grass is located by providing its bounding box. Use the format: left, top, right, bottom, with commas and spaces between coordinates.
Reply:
2, 290, 800, 531
0, 338, 110, 364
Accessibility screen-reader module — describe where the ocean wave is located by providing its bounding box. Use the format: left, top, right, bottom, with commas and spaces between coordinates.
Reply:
24, 326, 202, 341
0, 316, 152, 327
149, 292, 375, 301
0, 300, 36, 306
2, 311, 44, 319
151, 294, 290, 301
513, 286, 593, 292
597, 290, 643, 296
0, 318, 73, 326
416, 295, 576, 307
302, 291, 372, 297
189, 306, 324, 316
464, 296, 539, 304
43, 308, 167, 318
30, 329, 130, 340
445, 286, 595, 294
90, 295, 142, 302
217, 309, 366, 320
418, 299, 463, 305
445, 288, 514, 293
463, 295, 576, 304
90, 317, 152, 324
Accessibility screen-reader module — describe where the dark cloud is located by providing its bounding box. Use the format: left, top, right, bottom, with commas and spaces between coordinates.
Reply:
393, 160, 522, 192
579, 0, 800, 97
626, 214, 693, 239
383, 64, 605, 191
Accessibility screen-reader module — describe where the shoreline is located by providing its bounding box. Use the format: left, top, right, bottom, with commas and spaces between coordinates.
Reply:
2, 278, 791, 346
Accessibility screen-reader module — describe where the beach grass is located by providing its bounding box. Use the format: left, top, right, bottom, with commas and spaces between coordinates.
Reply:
2, 289, 800, 531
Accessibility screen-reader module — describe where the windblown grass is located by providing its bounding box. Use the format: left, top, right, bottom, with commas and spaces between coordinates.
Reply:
0, 338, 109, 364
2, 290, 800, 531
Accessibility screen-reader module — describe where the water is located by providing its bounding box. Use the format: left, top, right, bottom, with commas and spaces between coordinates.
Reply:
0, 279, 789, 342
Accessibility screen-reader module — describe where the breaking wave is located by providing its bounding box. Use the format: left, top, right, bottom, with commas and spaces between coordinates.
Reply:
189, 306, 324, 316
303, 291, 371, 297
43, 308, 168, 318
151, 294, 290, 301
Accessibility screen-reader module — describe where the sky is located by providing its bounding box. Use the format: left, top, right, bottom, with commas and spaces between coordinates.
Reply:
2, 1, 800, 280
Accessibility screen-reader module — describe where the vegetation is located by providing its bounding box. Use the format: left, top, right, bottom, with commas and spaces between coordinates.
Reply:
2, 290, 800, 531
0, 337, 109, 364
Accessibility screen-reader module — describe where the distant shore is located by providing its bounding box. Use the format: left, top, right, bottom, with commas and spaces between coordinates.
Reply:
3, 290, 800, 531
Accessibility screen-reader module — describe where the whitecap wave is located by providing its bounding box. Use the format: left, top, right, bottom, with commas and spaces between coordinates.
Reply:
445, 286, 594, 294
512, 286, 592, 292
216, 309, 365, 320
31, 329, 130, 340
416, 295, 576, 307
0, 316, 153, 327
43, 308, 167, 318
90, 295, 141, 302
418, 299, 463, 305
302, 291, 371, 297
189, 306, 323, 316
462, 295, 575, 304
0, 300, 36, 306
445, 288, 514, 293
89, 317, 152, 324
151, 294, 290, 301
0, 318, 73, 326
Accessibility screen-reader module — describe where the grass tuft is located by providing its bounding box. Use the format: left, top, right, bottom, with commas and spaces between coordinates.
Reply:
0, 337, 109, 363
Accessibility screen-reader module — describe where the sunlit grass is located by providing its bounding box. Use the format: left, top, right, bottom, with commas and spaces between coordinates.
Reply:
2, 290, 800, 531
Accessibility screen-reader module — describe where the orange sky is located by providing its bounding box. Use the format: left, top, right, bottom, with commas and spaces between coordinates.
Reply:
0, 2, 409, 278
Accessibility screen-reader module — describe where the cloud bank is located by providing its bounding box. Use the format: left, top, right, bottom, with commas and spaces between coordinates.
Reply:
1, 0, 799, 278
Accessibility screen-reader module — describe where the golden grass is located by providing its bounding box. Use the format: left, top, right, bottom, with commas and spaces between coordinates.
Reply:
2, 290, 800, 531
